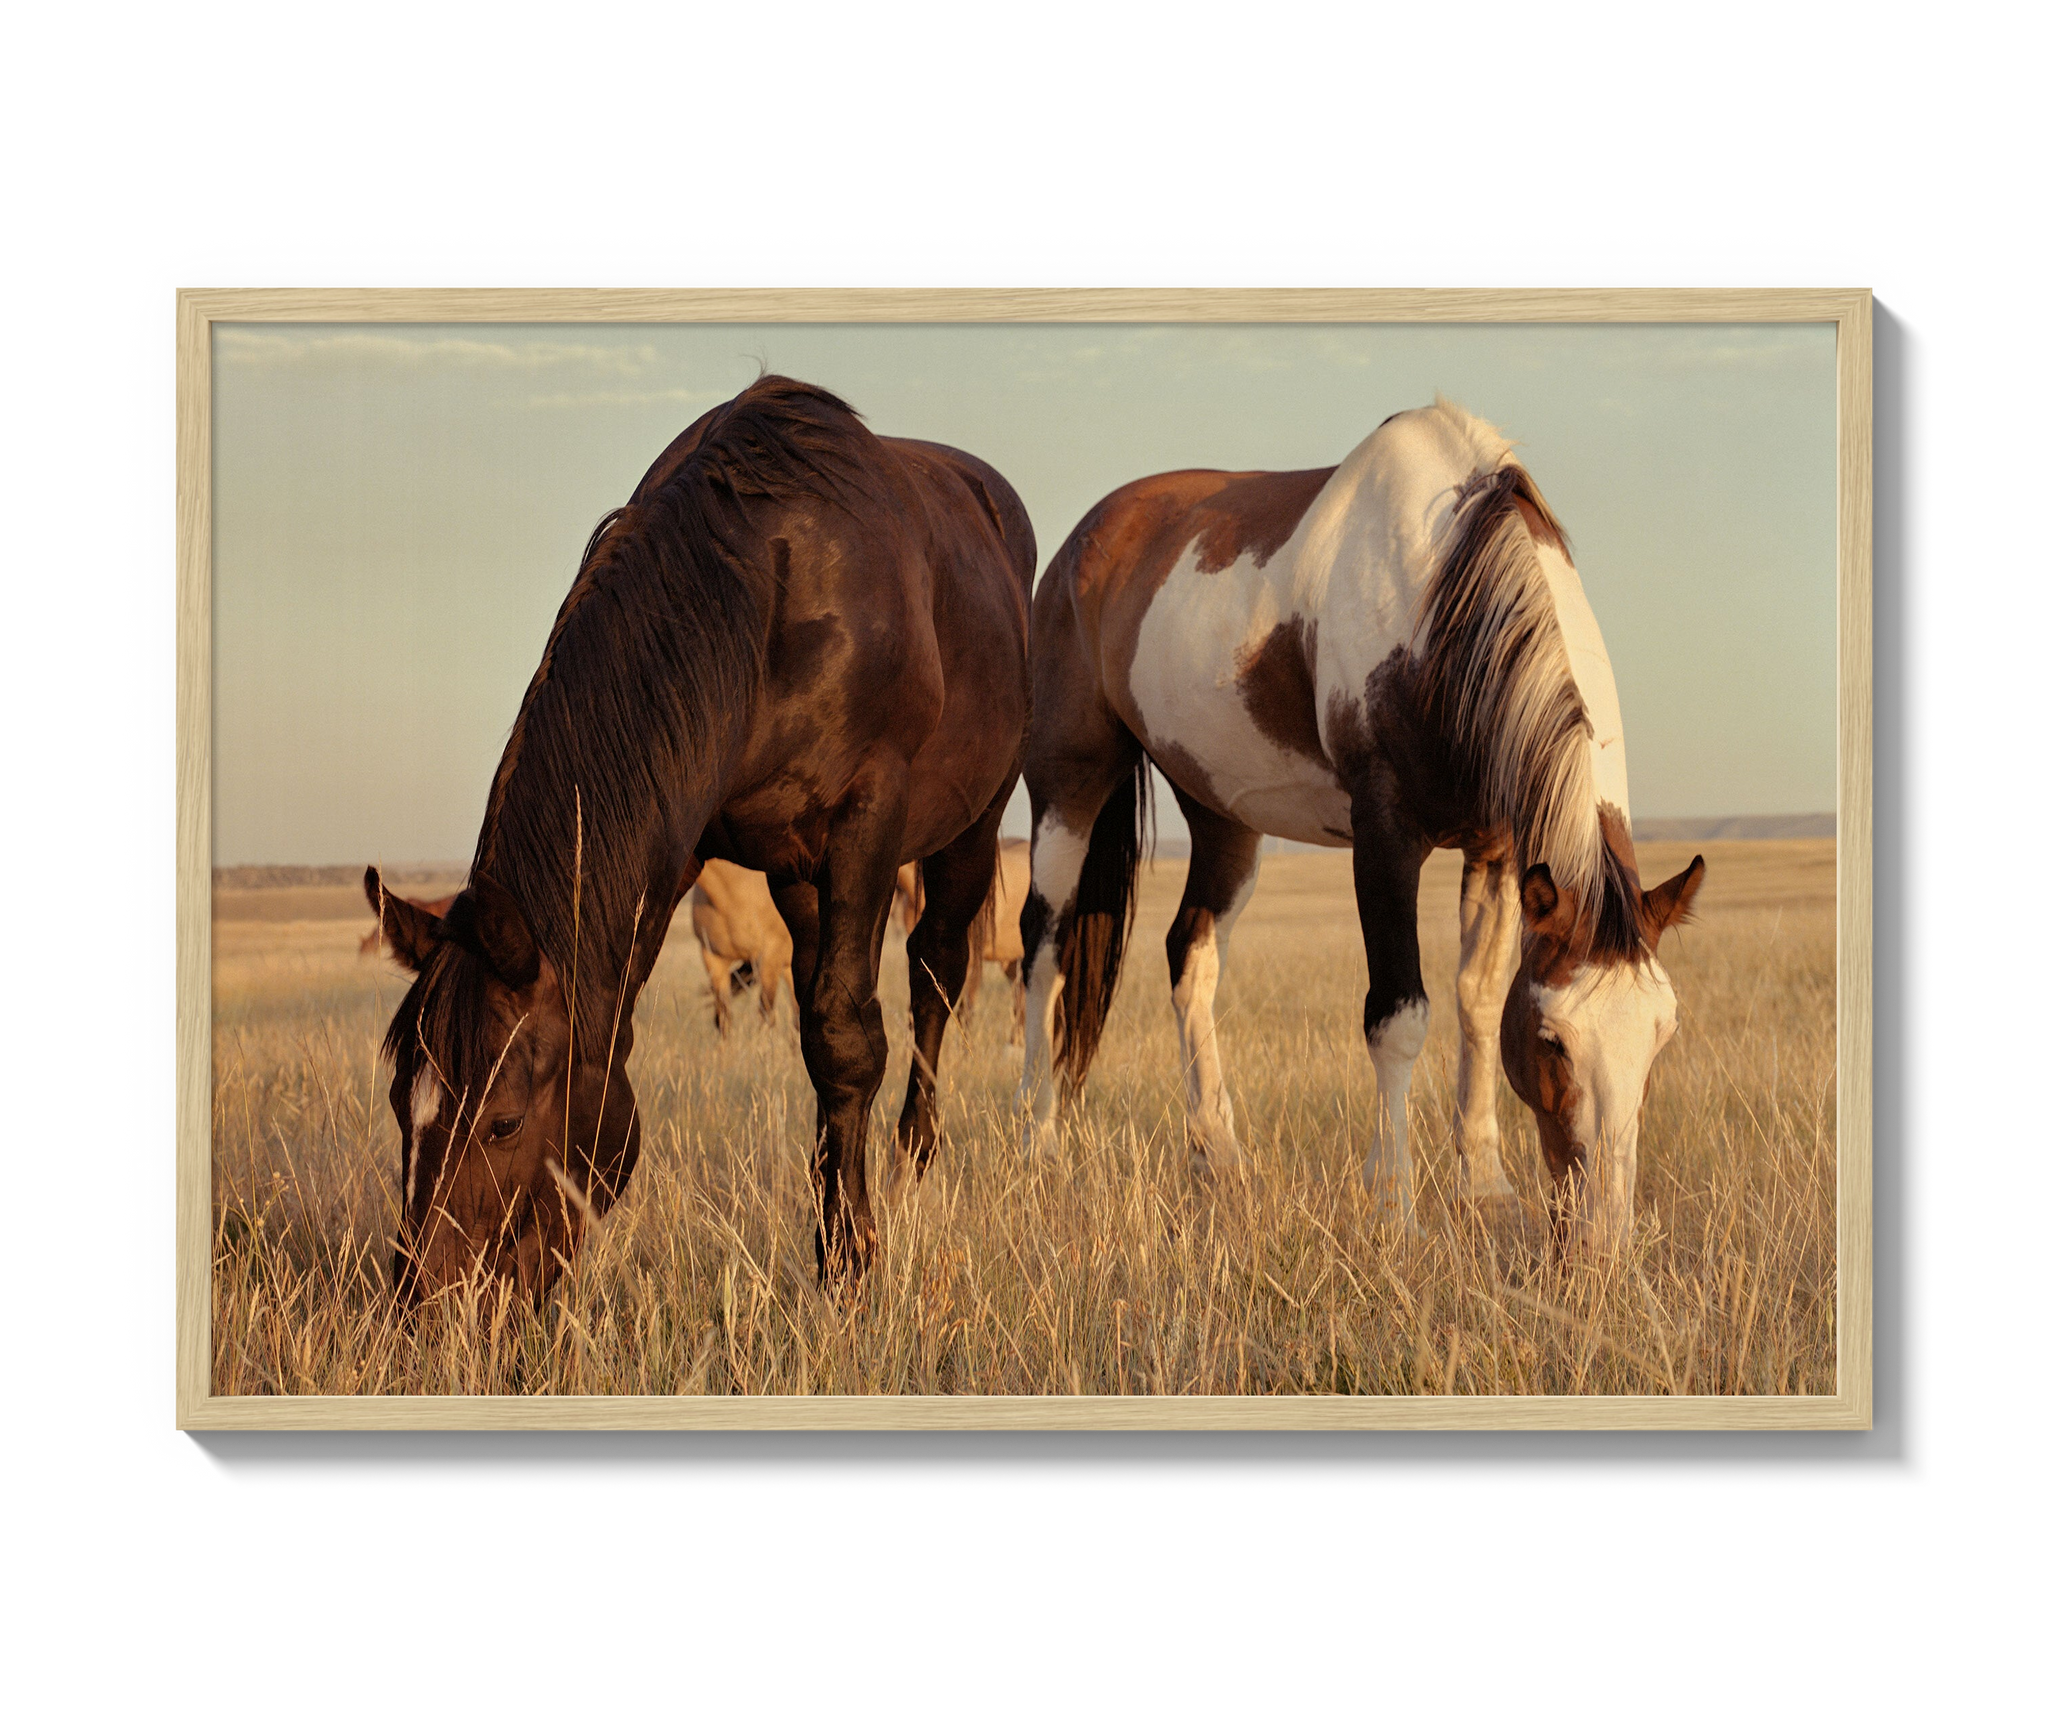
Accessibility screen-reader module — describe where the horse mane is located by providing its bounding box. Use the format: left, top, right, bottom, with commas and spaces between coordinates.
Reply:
463, 374, 880, 1051
1416, 458, 1650, 962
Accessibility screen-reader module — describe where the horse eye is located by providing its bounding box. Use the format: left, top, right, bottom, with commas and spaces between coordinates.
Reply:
487, 1115, 524, 1143
1537, 1026, 1561, 1047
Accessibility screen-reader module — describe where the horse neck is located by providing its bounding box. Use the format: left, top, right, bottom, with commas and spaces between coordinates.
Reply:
476, 699, 755, 1067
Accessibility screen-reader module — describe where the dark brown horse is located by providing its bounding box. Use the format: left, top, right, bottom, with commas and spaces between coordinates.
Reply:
367, 376, 1033, 1302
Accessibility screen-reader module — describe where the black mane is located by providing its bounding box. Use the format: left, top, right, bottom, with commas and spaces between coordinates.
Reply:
463, 374, 881, 1051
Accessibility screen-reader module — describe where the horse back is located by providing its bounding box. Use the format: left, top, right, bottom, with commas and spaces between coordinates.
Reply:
884, 437, 1036, 601
702, 420, 1033, 878
1034, 465, 1353, 841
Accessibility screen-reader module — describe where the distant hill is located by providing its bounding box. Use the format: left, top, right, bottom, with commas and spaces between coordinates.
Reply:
214, 863, 468, 890
1630, 814, 1836, 841
215, 816, 1835, 891
1262, 812, 1834, 857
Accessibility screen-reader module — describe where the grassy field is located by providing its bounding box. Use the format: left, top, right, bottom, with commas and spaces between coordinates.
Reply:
209, 839, 1837, 1397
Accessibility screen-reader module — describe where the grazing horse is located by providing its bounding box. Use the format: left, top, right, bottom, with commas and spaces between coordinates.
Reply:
690, 859, 792, 1033
895, 838, 1030, 1040
359, 892, 457, 958
367, 375, 1033, 1302
1018, 399, 1704, 1257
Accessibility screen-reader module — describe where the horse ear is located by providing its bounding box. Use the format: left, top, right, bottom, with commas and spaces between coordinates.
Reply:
1519, 862, 1576, 938
447, 873, 542, 990
1643, 855, 1706, 949
363, 866, 445, 972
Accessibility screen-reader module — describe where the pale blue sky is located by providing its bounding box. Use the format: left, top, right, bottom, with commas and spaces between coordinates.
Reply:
211, 322, 1836, 864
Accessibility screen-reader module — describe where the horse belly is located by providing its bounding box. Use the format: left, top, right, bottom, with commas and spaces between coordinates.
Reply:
1124, 557, 1353, 847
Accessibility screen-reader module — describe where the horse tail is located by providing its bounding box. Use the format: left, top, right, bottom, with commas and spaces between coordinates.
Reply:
1055, 757, 1152, 1090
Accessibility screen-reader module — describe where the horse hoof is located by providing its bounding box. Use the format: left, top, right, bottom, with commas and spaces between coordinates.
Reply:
1362, 1179, 1417, 1235
1459, 1176, 1517, 1211
1190, 1136, 1246, 1181
1021, 1123, 1062, 1167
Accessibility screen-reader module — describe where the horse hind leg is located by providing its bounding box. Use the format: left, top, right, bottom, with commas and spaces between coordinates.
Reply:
1018, 730, 1145, 1163
1165, 792, 1263, 1178
893, 795, 1006, 1190
1454, 849, 1518, 1208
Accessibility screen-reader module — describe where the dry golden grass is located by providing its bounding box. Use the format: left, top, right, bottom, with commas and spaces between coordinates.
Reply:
209, 839, 1836, 1397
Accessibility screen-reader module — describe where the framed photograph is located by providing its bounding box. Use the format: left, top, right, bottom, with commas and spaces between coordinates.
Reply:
176, 289, 1870, 1429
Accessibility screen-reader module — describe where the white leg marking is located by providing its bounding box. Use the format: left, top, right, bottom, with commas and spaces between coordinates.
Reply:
1364, 999, 1429, 1229
1171, 857, 1260, 1176
1018, 814, 1089, 1163
1454, 859, 1519, 1205
1030, 816, 1090, 911
1019, 943, 1066, 1159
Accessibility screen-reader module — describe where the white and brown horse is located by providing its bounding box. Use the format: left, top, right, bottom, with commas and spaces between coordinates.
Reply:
1018, 399, 1704, 1256
689, 859, 793, 1033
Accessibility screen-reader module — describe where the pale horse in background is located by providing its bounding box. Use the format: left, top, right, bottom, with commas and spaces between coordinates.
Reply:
690, 859, 794, 1034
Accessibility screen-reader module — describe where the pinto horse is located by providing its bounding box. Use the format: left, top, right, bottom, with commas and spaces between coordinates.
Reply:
367, 376, 1033, 1301
1019, 399, 1704, 1257
689, 858, 793, 1033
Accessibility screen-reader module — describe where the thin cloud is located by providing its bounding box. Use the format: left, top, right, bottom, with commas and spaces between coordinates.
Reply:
1585, 325, 1834, 372
524, 386, 726, 410
215, 327, 665, 377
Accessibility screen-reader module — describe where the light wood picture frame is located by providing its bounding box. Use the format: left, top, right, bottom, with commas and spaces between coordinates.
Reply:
177, 288, 1871, 1430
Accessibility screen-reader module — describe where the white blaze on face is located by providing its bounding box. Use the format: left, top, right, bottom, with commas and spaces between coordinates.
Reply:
406, 1066, 445, 1209
1534, 958, 1678, 1244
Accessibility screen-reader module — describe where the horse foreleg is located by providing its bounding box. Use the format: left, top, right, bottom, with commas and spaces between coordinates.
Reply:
1166, 794, 1263, 1178
1454, 848, 1519, 1207
1350, 783, 1432, 1232
894, 797, 1006, 1188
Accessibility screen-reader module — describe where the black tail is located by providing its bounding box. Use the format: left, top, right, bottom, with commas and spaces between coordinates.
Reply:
1054, 759, 1152, 1089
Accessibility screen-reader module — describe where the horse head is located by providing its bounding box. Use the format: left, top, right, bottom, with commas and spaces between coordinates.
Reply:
365, 866, 640, 1306
1500, 853, 1705, 1259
